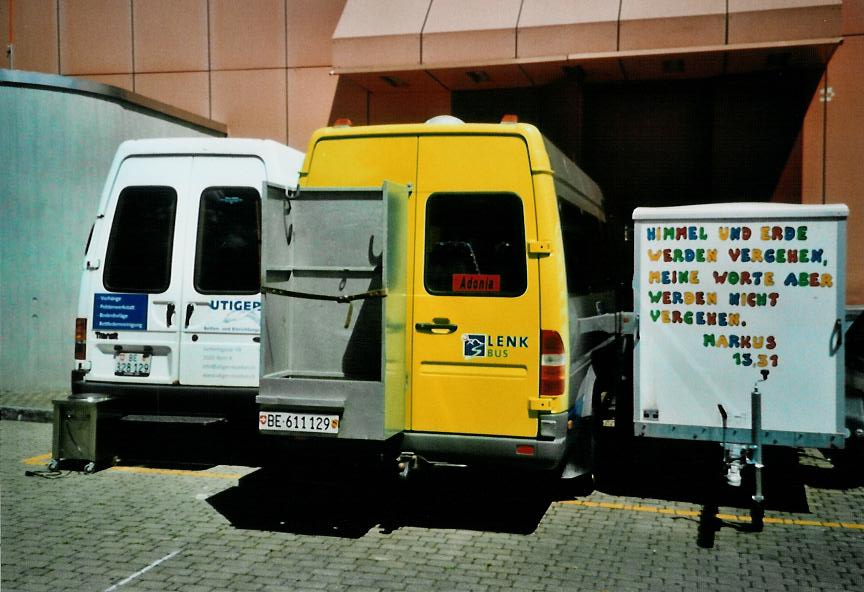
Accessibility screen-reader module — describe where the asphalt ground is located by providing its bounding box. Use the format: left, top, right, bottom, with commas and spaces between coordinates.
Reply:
2, 419, 863, 592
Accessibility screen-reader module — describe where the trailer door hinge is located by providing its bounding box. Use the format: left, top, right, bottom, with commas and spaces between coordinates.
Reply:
528, 240, 552, 256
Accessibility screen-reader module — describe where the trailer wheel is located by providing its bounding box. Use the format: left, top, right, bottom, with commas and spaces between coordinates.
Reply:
47, 459, 60, 472
84, 462, 97, 474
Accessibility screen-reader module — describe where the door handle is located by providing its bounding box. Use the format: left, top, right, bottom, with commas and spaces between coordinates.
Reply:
166, 303, 176, 327
185, 303, 195, 328
415, 322, 458, 334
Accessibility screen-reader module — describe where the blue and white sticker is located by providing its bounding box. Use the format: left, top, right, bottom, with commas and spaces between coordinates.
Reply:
462, 333, 487, 358
93, 293, 148, 331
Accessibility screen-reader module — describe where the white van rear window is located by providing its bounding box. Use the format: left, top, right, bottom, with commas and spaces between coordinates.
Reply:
424, 193, 526, 297
194, 187, 261, 294
104, 186, 177, 293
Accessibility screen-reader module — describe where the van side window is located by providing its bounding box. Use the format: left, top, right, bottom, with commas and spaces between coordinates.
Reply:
194, 187, 261, 294
424, 193, 526, 297
104, 186, 177, 293
558, 199, 612, 294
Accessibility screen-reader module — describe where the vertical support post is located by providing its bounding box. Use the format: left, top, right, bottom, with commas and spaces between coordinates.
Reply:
750, 383, 765, 531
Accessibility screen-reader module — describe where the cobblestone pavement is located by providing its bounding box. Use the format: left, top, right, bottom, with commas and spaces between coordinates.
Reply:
2, 420, 863, 592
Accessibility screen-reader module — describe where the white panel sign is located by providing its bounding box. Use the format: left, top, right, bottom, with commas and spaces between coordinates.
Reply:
633, 204, 846, 443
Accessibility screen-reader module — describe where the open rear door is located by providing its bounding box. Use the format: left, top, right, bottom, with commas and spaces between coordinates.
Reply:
258, 182, 409, 441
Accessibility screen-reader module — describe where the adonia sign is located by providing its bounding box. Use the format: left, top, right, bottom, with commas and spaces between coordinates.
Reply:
633, 203, 848, 447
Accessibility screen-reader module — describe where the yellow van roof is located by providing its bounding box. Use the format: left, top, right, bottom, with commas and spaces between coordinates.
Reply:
304, 120, 605, 219
304, 121, 553, 174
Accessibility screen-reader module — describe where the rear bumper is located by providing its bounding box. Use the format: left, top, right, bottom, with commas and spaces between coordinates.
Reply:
401, 412, 591, 473
256, 407, 592, 474
71, 379, 257, 421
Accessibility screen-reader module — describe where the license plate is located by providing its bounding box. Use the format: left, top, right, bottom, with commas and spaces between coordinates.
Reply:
114, 352, 151, 377
258, 411, 340, 434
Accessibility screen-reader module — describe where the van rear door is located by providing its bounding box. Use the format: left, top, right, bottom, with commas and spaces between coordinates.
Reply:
88, 155, 266, 388
177, 156, 266, 387
411, 135, 540, 438
89, 156, 191, 384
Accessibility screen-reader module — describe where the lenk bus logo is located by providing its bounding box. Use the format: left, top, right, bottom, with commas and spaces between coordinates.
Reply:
462, 333, 529, 359
463, 334, 486, 358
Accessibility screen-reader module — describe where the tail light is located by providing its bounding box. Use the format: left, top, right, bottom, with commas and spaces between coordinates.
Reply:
540, 330, 565, 397
75, 318, 87, 360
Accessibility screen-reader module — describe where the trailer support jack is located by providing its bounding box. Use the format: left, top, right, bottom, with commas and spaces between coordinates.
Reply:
717, 369, 769, 531
748, 370, 768, 531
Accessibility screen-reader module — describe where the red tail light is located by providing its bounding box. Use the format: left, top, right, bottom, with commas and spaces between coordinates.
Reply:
75, 318, 87, 360
540, 330, 565, 397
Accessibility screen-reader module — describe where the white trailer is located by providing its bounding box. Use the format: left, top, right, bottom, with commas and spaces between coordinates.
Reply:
632, 203, 848, 524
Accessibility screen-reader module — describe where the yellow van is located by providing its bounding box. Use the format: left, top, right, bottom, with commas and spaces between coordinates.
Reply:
258, 116, 615, 480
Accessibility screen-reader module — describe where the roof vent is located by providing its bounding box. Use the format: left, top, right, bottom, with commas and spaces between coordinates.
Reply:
425, 115, 465, 125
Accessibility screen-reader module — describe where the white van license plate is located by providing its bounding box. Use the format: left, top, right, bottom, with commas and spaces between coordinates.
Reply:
114, 352, 151, 377
258, 412, 340, 434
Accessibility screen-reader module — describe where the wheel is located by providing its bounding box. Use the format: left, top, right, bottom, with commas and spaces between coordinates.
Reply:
48, 459, 60, 472
84, 462, 96, 474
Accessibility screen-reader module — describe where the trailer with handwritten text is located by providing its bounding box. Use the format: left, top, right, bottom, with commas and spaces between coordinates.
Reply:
632, 203, 849, 525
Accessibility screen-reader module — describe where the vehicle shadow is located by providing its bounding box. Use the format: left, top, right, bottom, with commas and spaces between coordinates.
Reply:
592, 433, 811, 514
207, 465, 552, 539
590, 434, 825, 549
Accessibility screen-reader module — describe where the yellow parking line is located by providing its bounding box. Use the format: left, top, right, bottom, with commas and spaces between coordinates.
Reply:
22, 454, 242, 479
560, 499, 864, 530
108, 466, 243, 479
22, 453, 52, 466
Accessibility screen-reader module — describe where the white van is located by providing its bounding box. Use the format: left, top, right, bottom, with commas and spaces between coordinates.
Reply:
70, 138, 303, 461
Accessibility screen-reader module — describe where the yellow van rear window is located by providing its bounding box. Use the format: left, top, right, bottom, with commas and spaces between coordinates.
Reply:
424, 193, 526, 297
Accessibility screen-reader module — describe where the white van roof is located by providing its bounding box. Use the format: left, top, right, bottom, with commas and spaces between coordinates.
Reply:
113, 138, 305, 190
94, 138, 304, 216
